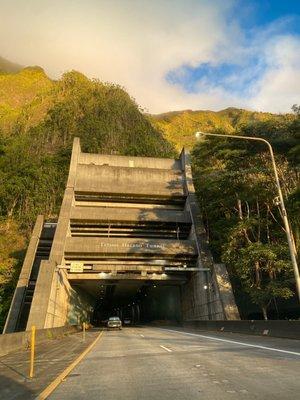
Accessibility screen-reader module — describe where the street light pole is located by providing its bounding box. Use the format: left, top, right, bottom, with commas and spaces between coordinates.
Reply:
195, 131, 300, 302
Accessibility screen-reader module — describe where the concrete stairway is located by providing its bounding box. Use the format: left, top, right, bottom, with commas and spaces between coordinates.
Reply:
16, 223, 56, 331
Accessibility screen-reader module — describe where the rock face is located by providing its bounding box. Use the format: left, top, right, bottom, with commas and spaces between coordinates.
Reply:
4, 138, 239, 332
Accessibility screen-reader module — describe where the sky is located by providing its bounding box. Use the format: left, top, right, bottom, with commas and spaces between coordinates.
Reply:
0, 0, 299, 113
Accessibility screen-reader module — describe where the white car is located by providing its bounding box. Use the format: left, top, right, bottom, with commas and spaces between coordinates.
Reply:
107, 316, 122, 330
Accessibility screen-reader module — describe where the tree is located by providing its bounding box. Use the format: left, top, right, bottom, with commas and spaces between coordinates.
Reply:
192, 118, 298, 318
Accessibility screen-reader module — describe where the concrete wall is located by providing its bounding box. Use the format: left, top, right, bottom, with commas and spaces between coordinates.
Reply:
180, 149, 240, 321
140, 286, 182, 323
0, 325, 80, 357
181, 270, 225, 320
3, 215, 44, 333
75, 164, 184, 198
70, 206, 191, 224
67, 286, 95, 325
64, 237, 197, 258
182, 320, 300, 340
79, 153, 181, 170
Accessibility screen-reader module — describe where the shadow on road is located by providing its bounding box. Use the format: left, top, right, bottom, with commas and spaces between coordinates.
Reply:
0, 374, 35, 400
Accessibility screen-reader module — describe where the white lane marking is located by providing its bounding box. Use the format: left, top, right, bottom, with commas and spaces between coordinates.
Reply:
158, 328, 300, 357
160, 345, 172, 352
140, 334, 144, 337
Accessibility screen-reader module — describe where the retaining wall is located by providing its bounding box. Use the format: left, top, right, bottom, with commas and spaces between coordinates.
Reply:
183, 320, 300, 340
0, 325, 80, 357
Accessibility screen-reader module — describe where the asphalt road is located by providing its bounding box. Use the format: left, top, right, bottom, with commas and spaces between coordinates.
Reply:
49, 326, 300, 400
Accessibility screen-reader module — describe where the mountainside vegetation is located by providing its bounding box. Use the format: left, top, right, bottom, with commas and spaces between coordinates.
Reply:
191, 112, 300, 319
0, 66, 175, 330
150, 108, 295, 151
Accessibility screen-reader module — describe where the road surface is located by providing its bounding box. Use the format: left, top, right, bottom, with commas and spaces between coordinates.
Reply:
49, 326, 300, 399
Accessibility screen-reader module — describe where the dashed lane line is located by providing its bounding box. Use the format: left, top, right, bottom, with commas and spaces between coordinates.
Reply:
160, 345, 172, 353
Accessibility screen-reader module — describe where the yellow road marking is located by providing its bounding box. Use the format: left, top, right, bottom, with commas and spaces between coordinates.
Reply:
36, 330, 104, 399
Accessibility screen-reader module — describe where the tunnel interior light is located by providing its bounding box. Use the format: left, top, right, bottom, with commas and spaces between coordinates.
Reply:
203, 285, 208, 290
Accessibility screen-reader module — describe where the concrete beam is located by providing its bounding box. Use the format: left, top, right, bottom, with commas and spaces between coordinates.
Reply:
67, 273, 186, 282
79, 152, 182, 170
91, 265, 164, 272
64, 237, 197, 257
70, 206, 191, 224
75, 164, 185, 198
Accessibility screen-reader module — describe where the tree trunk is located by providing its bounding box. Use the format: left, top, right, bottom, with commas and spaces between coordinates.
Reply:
237, 198, 243, 220
255, 261, 260, 286
262, 306, 268, 320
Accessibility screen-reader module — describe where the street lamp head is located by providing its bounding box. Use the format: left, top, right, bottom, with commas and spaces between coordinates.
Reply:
195, 131, 205, 139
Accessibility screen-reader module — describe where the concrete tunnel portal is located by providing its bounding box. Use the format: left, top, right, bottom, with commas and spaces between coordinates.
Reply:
4, 138, 239, 334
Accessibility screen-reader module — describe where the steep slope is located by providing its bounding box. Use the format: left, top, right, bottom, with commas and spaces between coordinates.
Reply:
0, 66, 54, 133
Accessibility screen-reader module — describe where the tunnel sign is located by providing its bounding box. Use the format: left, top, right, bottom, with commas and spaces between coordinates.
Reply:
70, 262, 84, 273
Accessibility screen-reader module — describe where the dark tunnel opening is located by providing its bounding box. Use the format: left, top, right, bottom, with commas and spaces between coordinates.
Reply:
71, 280, 182, 326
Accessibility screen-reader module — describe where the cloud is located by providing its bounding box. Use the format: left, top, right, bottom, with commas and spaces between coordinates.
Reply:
0, 0, 299, 113
250, 35, 300, 112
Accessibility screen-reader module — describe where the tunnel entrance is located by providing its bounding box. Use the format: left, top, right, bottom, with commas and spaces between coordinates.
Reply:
70, 279, 182, 326
5, 141, 238, 334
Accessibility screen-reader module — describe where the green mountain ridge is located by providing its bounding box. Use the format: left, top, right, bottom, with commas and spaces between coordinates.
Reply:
150, 107, 295, 150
